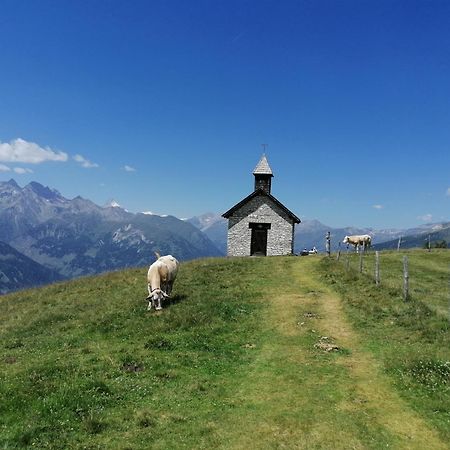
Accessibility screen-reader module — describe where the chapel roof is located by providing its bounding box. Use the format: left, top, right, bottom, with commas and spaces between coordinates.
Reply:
222, 189, 301, 224
253, 154, 273, 176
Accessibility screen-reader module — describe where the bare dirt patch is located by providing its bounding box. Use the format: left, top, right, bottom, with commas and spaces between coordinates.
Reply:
4, 356, 17, 364
121, 363, 144, 373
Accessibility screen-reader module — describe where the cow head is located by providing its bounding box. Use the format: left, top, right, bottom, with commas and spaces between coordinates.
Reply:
343, 236, 349, 244
147, 288, 169, 311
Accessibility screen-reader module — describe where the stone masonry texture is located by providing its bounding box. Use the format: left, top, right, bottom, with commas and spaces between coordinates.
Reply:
227, 194, 295, 256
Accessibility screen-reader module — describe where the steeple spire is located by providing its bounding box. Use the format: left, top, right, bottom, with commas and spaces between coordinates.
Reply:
253, 154, 273, 194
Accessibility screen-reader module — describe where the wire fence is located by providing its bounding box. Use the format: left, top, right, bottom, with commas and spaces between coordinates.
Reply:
333, 248, 450, 321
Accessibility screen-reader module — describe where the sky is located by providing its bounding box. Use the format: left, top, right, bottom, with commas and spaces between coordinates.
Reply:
0, 0, 449, 229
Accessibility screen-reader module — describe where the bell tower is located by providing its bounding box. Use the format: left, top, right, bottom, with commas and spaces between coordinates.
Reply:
253, 154, 273, 194
223, 151, 300, 257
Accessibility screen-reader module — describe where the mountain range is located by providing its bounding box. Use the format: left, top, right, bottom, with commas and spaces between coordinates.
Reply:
0, 240, 63, 294
1, 179, 448, 294
0, 179, 221, 293
373, 223, 450, 250
187, 213, 449, 253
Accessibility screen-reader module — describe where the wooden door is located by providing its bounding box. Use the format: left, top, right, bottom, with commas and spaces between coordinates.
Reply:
250, 223, 270, 256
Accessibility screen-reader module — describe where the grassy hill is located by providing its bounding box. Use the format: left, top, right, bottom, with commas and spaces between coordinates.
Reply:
1, 254, 449, 449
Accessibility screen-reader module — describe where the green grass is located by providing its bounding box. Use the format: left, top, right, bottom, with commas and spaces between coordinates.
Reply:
1, 258, 267, 449
1, 254, 449, 449
319, 252, 450, 442
339, 248, 450, 316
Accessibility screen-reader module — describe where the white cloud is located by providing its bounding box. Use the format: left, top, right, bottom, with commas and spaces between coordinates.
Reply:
13, 167, 33, 174
418, 213, 433, 222
373, 204, 384, 210
0, 164, 33, 174
73, 154, 99, 168
0, 138, 68, 164
123, 165, 136, 172
446, 187, 450, 196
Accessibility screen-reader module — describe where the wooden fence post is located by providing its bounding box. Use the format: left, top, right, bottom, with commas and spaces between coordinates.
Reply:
326, 232, 331, 257
359, 250, 363, 273
336, 242, 341, 261
375, 251, 380, 286
403, 255, 409, 301
397, 237, 402, 252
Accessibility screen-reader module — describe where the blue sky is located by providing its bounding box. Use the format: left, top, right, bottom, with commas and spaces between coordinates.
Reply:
0, 0, 449, 229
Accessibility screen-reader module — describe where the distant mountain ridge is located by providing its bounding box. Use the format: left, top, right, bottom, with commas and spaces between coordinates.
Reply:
186, 213, 228, 254
0, 179, 222, 293
2, 179, 447, 295
187, 212, 450, 253
373, 223, 450, 250
0, 241, 63, 294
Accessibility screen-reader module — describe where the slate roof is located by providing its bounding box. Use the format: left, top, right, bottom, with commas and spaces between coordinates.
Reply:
253, 154, 273, 176
222, 189, 301, 223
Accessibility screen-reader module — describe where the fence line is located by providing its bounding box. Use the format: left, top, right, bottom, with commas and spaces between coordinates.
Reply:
334, 249, 449, 320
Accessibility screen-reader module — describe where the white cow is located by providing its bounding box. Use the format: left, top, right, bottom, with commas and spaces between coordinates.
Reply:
146, 253, 179, 311
343, 235, 372, 253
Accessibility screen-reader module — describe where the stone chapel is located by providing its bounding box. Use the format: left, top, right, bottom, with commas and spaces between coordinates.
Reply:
222, 155, 300, 256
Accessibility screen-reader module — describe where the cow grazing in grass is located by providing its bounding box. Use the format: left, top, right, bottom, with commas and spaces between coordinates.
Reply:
343, 235, 372, 253
146, 253, 179, 311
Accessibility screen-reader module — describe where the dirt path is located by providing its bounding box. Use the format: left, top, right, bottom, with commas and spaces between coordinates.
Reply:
219, 257, 447, 450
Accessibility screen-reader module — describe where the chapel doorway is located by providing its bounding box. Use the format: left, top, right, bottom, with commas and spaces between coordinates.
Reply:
249, 223, 271, 256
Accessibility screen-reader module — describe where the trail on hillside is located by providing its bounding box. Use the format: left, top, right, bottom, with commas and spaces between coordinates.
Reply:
218, 258, 447, 450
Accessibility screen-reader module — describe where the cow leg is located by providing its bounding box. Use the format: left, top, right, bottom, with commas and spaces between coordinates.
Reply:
167, 281, 174, 296
147, 284, 153, 310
